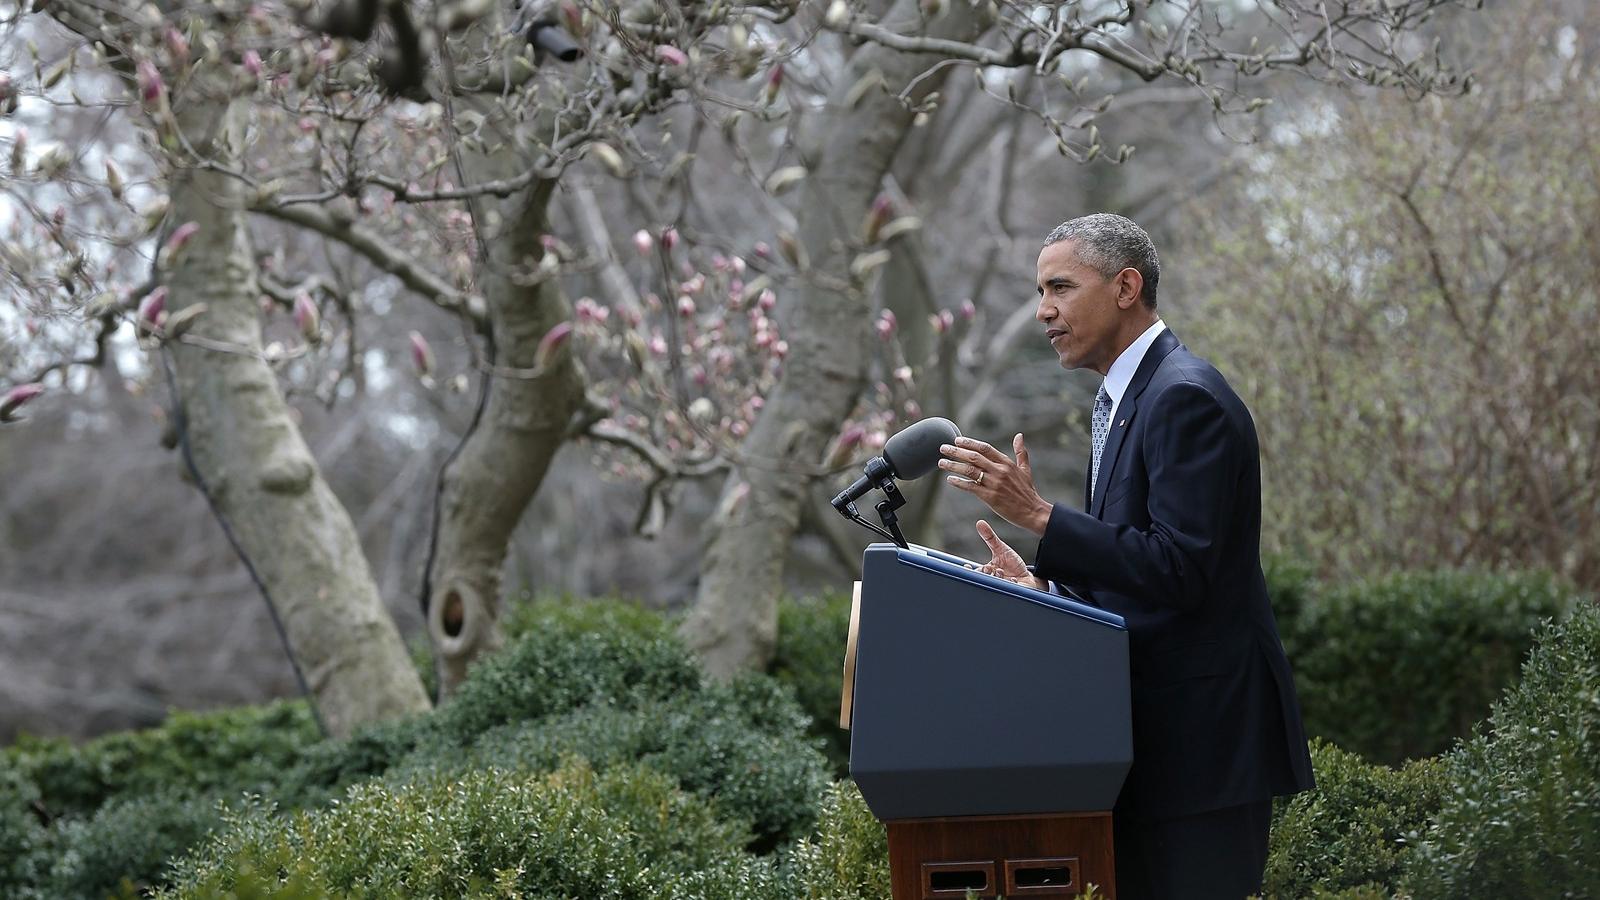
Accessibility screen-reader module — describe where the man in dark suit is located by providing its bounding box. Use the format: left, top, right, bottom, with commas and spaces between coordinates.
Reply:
937, 213, 1314, 899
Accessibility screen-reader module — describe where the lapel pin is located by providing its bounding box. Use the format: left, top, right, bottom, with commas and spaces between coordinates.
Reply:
1119, 419, 1126, 427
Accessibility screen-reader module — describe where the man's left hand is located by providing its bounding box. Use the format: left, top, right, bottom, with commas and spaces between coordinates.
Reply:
939, 433, 1053, 536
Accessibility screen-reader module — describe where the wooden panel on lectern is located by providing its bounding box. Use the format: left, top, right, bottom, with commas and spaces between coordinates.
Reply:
839, 580, 862, 729
886, 813, 1115, 900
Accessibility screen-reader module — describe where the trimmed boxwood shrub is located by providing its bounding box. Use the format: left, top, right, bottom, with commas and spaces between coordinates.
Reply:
45, 789, 224, 898
162, 759, 785, 900
1404, 601, 1600, 897
772, 591, 855, 775
404, 676, 830, 849
1265, 740, 1446, 897
785, 781, 890, 900
1290, 570, 1573, 764
4, 700, 320, 820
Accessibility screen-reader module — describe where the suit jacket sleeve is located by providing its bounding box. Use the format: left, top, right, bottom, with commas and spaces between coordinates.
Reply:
1033, 380, 1245, 612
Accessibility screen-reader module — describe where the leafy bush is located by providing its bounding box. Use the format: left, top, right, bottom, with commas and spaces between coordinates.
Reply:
3, 700, 320, 819
408, 676, 829, 849
786, 781, 889, 900
45, 789, 223, 898
1404, 601, 1600, 897
1265, 740, 1446, 898
1291, 570, 1573, 764
771, 592, 854, 775
0, 762, 52, 898
434, 599, 701, 742
164, 759, 784, 900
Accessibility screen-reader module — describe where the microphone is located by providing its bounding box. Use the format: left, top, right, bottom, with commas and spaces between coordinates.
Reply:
831, 417, 961, 513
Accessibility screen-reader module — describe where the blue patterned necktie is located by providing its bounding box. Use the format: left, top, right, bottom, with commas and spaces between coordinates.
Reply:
1090, 384, 1112, 501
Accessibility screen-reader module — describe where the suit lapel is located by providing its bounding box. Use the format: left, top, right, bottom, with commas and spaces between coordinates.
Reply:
1091, 328, 1181, 519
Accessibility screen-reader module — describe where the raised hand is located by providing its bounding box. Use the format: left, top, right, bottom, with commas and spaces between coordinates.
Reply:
939, 433, 1054, 536
975, 519, 1047, 591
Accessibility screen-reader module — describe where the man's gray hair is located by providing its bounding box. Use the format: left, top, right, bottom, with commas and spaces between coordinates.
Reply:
1043, 213, 1159, 309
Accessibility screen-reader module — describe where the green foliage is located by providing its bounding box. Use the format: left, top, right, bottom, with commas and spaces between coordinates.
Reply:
1404, 601, 1600, 898
786, 781, 889, 900
0, 762, 52, 898
771, 591, 854, 775
164, 759, 784, 900
1291, 570, 1573, 764
1265, 740, 1446, 898
409, 676, 829, 849
46, 789, 223, 898
434, 598, 701, 742
3, 700, 320, 819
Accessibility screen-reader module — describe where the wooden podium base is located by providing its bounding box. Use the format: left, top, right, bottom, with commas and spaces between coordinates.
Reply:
886, 812, 1116, 899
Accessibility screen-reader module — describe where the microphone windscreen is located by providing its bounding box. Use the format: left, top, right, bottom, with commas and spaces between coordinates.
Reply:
882, 417, 961, 480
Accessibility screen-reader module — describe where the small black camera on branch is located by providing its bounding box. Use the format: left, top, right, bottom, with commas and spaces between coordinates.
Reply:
509, 0, 583, 63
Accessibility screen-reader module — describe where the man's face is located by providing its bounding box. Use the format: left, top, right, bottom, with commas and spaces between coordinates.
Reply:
1035, 239, 1131, 375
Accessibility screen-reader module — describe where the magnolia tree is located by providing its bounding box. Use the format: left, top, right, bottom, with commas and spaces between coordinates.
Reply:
1188, 0, 1600, 590
3, 0, 1478, 712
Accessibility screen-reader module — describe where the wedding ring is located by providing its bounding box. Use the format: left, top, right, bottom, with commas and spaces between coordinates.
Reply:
976, 471, 984, 485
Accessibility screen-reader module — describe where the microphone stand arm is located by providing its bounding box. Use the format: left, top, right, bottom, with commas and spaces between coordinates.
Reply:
835, 477, 910, 550
873, 480, 909, 549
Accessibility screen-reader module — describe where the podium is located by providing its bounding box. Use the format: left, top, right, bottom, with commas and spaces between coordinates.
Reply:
841, 544, 1132, 899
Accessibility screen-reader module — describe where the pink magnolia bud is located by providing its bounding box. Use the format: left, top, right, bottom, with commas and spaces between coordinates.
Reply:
749, 396, 765, 411
904, 400, 921, 419
731, 420, 749, 437
560, 0, 583, 34
773, 339, 789, 359
0, 382, 45, 422
959, 298, 977, 321
138, 286, 168, 330
242, 50, 263, 80
690, 365, 708, 386
158, 221, 200, 268
863, 193, 893, 243
875, 309, 897, 340
409, 331, 434, 376
655, 44, 688, 67
827, 423, 865, 468
681, 273, 705, 295
758, 289, 776, 311
293, 292, 319, 339
677, 296, 696, 317
648, 334, 668, 356
632, 229, 653, 255
136, 60, 164, 107
660, 226, 679, 251
893, 365, 913, 386
865, 429, 887, 451
534, 321, 573, 370
752, 241, 772, 260
164, 27, 189, 69
764, 64, 784, 104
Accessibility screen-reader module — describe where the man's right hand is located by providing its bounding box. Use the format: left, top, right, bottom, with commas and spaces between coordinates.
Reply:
975, 519, 1047, 590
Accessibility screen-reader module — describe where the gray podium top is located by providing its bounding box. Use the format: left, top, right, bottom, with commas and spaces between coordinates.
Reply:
848, 543, 1132, 820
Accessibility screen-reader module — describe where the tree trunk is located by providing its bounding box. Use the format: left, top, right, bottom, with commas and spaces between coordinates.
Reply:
425, 99, 585, 697
165, 94, 430, 736
681, 0, 992, 677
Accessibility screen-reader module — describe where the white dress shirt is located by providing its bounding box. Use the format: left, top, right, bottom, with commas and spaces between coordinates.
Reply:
1102, 319, 1167, 426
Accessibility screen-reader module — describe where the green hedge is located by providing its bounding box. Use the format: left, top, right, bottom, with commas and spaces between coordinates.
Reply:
771, 591, 854, 775
1265, 740, 1446, 897
1404, 600, 1600, 897
1286, 570, 1573, 765
785, 781, 889, 900
3, 700, 320, 820
162, 760, 784, 900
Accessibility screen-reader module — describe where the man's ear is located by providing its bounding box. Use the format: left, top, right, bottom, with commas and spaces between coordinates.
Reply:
1115, 267, 1144, 309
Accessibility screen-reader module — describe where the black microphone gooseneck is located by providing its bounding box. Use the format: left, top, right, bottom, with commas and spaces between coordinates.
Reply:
831, 417, 961, 549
